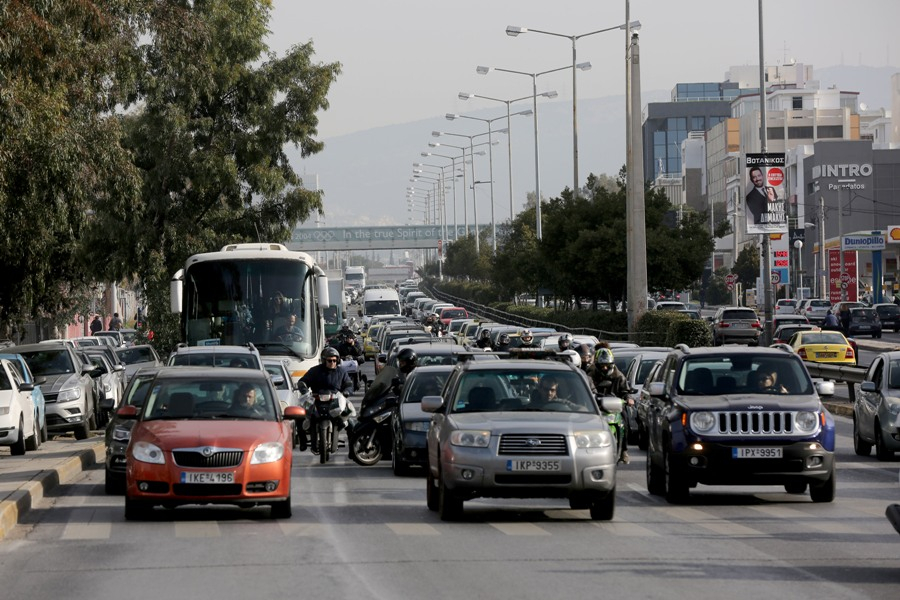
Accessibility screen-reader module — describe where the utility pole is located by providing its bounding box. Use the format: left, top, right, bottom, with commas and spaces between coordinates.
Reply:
758, 0, 774, 343
626, 29, 648, 330
819, 196, 827, 301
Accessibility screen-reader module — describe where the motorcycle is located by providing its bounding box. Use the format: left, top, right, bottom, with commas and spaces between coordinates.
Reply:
341, 356, 367, 392
303, 390, 353, 464
596, 381, 628, 464
348, 382, 399, 466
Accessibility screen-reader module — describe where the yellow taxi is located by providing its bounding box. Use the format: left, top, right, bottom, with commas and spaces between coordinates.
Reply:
362, 324, 385, 359
789, 329, 856, 365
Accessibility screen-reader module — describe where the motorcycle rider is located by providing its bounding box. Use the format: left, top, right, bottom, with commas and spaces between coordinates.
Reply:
590, 346, 631, 464
360, 347, 418, 414
576, 343, 594, 373
298, 347, 355, 452
335, 331, 364, 361
557, 333, 581, 368
475, 329, 493, 349
494, 332, 511, 352
518, 329, 536, 348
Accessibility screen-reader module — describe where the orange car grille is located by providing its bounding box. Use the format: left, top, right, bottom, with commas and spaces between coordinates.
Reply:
173, 450, 244, 468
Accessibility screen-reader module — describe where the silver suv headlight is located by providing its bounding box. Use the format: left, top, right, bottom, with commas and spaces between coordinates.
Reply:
574, 431, 612, 448
449, 430, 490, 447
690, 411, 717, 433
57, 387, 82, 402
794, 411, 819, 434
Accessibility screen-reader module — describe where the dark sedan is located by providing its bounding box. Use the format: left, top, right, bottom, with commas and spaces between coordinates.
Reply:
873, 303, 900, 333
390, 365, 453, 475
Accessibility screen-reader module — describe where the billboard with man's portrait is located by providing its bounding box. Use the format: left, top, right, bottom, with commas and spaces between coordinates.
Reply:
745, 153, 787, 234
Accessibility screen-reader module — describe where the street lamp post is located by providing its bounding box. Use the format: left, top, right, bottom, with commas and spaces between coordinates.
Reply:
421, 152, 464, 240
477, 61, 589, 241
458, 91, 555, 222
446, 110, 532, 253
414, 162, 454, 248
429, 141, 490, 240
506, 21, 638, 199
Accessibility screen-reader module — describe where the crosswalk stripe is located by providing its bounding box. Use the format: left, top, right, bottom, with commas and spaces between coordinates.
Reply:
386, 523, 440, 535
592, 522, 661, 536
278, 522, 328, 536
61, 521, 112, 540
174, 521, 220, 538
749, 505, 811, 520
489, 522, 550, 536
697, 521, 765, 536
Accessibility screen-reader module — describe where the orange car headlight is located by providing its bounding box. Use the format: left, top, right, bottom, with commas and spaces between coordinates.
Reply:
251, 442, 285, 464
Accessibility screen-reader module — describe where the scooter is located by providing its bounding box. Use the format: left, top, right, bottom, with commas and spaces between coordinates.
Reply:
348, 384, 399, 466
303, 390, 352, 464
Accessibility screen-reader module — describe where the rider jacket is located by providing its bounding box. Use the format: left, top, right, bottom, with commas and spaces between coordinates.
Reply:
336, 339, 363, 359
299, 364, 353, 395
589, 364, 629, 399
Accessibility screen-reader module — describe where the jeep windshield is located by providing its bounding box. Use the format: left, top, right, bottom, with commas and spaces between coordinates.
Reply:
678, 355, 813, 396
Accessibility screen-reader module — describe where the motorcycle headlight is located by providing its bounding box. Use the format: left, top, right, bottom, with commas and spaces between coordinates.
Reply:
690, 411, 716, 433
574, 430, 612, 448
794, 411, 819, 434
132, 441, 165, 465
250, 442, 285, 464
58, 387, 82, 402
449, 430, 490, 447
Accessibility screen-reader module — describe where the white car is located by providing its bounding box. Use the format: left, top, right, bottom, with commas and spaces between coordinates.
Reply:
0, 358, 41, 454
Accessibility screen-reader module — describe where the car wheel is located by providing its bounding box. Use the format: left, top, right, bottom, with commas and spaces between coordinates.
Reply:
426, 471, 439, 511
438, 476, 463, 522
664, 447, 689, 504
853, 416, 872, 456
637, 423, 649, 451
270, 496, 292, 519
646, 448, 666, 496
10, 416, 26, 456
349, 429, 383, 466
784, 482, 808, 494
875, 420, 894, 461
105, 467, 125, 495
40, 417, 48, 443
124, 496, 151, 520
589, 490, 615, 521
25, 413, 40, 451
74, 419, 90, 440
568, 493, 591, 510
391, 443, 412, 476
809, 470, 835, 503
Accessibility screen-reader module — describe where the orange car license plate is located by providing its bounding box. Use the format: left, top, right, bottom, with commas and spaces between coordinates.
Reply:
180, 472, 234, 484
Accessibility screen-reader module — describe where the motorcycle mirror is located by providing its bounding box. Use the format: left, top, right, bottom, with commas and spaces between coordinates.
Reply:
391, 376, 401, 388
297, 381, 309, 394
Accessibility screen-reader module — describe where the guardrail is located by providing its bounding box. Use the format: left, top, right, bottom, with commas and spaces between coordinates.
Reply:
804, 363, 867, 402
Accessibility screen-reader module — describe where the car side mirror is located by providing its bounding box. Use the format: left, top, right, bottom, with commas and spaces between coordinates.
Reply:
646, 381, 666, 397
421, 395, 444, 412
99, 397, 115, 411
117, 405, 139, 419
860, 381, 877, 393
18, 382, 34, 392
816, 380, 835, 397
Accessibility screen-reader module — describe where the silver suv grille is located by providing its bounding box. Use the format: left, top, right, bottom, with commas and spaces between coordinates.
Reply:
499, 434, 568, 455
712, 411, 805, 436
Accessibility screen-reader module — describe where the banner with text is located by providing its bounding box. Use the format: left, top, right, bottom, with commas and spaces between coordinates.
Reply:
745, 153, 788, 235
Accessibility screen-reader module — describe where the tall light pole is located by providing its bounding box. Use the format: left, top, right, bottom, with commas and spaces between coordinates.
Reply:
429, 141, 489, 240
432, 130, 497, 253
458, 91, 556, 221
446, 110, 532, 253
506, 21, 638, 199
414, 161, 454, 249
421, 152, 464, 240
477, 62, 589, 241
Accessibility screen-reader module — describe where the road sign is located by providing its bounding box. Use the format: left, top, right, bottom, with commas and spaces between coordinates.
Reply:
725, 273, 738, 284
840, 272, 851, 284
770, 271, 781, 284
726, 283, 734, 291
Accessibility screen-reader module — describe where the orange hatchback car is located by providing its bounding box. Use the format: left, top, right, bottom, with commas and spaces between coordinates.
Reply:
121, 367, 305, 520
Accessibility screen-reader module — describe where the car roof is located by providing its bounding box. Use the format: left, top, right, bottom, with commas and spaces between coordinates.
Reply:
150, 366, 270, 382
455, 358, 578, 373
172, 345, 258, 354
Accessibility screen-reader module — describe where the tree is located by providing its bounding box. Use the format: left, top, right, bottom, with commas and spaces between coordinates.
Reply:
80, 1, 340, 350
733, 242, 760, 288
0, 1, 144, 332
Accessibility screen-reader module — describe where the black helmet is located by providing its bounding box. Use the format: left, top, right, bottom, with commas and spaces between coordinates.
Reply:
497, 333, 511, 346
480, 329, 491, 339
321, 347, 340, 364
397, 347, 418, 374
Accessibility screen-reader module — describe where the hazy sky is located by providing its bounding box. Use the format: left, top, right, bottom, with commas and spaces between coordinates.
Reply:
268, 0, 899, 140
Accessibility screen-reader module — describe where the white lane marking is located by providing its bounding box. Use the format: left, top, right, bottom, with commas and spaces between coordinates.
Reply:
489, 522, 550, 536
174, 521, 220, 538
386, 523, 440, 535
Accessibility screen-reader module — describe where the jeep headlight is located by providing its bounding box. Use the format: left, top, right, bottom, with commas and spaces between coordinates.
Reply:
250, 442, 285, 464
449, 430, 490, 447
574, 430, 612, 448
794, 411, 818, 434
690, 411, 717, 433
132, 441, 165, 465
58, 387, 82, 402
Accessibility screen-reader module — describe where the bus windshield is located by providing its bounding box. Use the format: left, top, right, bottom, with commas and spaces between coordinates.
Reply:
182, 258, 317, 357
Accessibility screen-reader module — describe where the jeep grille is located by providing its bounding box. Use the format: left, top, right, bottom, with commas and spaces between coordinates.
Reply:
711, 411, 810, 437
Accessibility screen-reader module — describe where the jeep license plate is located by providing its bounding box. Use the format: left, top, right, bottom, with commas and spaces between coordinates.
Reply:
181, 472, 234, 484
507, 460, 561, 472
732, 447, 783, 459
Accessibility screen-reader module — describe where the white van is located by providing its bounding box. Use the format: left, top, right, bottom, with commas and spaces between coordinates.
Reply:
360, 288, 402, 325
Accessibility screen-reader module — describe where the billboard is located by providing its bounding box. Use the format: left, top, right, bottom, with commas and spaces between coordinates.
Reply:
745, 153, 788, 235
827, 249, 858, 304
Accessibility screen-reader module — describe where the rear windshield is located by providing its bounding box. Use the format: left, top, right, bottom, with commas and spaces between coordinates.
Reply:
801, 332, 847, 345
850, 309, 876, 322
722, 309, 757, 320
875, 305, 899, 316
809, 300, 831, 308
441, 309, 467, 320
778, 300, 797, 307
171, 353, 260, 369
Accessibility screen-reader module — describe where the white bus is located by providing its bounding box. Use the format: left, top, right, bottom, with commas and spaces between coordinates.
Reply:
170, 243, 329, 381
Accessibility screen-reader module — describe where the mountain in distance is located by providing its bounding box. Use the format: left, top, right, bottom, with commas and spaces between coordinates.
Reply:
290, 65, 898, 229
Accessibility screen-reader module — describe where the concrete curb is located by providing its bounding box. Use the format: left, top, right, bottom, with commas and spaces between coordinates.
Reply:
0, 442, 104, 541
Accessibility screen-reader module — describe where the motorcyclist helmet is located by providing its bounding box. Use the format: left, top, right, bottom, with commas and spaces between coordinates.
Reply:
497, 333, 511, 347
321, 346, 340, 366
558, 333, 573, 351
577, 343, 593, 366
397, 347, 418, 374
594, 347, 614, 376
480, 330, 491, 340
520, 329, 533, 344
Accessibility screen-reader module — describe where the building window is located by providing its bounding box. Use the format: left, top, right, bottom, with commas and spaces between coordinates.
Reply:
792, 96, 803, 110
817, 125, 843, 138
767, 127, 785, 140
788, 126, 814, 139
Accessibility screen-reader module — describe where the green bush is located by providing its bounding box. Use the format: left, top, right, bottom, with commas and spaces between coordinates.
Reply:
666, 319, 712, 347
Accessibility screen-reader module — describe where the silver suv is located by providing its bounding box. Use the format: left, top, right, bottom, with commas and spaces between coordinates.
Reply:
710, 306, 761, 346
167, 344, 263, 370
799, 299, 832, 324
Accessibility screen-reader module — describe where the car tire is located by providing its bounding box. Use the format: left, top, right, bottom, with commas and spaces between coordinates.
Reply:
784, 482, 808, 494
426, 471, 439, 511
124, 496, 151, 520
589, 490, 615, 521
438, 476, 463, 522
391, 443, 412, 476
646, 449, 666, 496
74, 419, 90, 440
637, 424, 649, 451
568, 493, 591, 510
664, 447, 689, 504
270, 496, 292, 519
10, 416, 26, 456
853, 416, 872, 456
25, 413, 40, 451
809, 470, 835, 503
40, 418, 48, 443
875, 420, 894, 461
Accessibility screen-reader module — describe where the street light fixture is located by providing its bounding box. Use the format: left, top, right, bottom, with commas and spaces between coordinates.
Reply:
459, 90, 556, 221
477, 61, 590, 240
428, 142, 489, 238
506, 21, 640, 198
